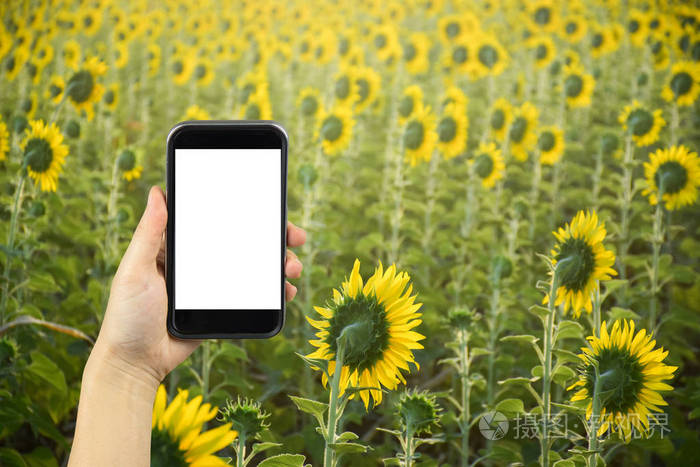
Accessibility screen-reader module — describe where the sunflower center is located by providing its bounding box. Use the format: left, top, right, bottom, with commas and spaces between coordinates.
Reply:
67, 70, 94, 103
404, 121, 425, 150
490, 109, 505, 130
335, 76, 350, 100
649, 19, 659, 30
172, 61, 183, 74
556, 238, 595, 291
509, 116, 527, 143
195, 64, 206, 79
670, 72, 692, 97
536, 44, 547, 60
49, 83, 63, 98
692, 42, 700, 61
628, 20, 640, 33
338, 38, 349, 55
357, 79, 369, 102
104, 89, 115, 105
301, 96, 318, 116
398, 96, 414, 118
626, 108, 653, 136
474, 153, 494, 178
403, 43, 416, 61
245, 103, 261, 120
150, 428, 188, 467
452, 46, 468, 64
326, 294, 390, 372
592, 33, 603, 48
117, 150, 136, 171
565, 75, 583, 97
565, 21, 577, 34
24, 138, 53, 173
321, 115, 343, 142
538, 131, 555, 152
584, 346, 644, 414
446, 22, 460, 38
534, 7, 551, 26
478, 45, 498, 68
374, 34, 387, 49
655, 161, 688, 195
438, 116, 457, 142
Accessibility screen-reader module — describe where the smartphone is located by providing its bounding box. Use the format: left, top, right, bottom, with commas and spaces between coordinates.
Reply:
165, 121, 288, 339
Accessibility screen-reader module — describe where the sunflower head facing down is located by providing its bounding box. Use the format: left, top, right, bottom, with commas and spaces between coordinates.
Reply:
306, 259, 424, 408
661, 61, 700, 107
316, 105, 355, 156
642, 145, 700, 211
403, 104, 438, 167
21, 120, 69, 192
569, 320, 676, 442
65, 56, 107, 121
619, 101, 666, 147
436, 103, 468, 160
152, 385, 237, 467
544, 210, 617, 317
471, 141, 505, 189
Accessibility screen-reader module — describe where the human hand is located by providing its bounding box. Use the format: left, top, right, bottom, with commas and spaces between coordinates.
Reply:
91, 186, 306, 388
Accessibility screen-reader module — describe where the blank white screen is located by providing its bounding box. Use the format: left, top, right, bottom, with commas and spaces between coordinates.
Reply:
175, 148, 281, 310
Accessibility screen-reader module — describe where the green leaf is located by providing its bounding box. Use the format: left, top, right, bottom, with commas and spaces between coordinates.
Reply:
498, 377, 537, 387
552, 365, 576, 386
500, 334, 539, 345
606, 307, 641, 321
289, 396, 327, 427
26, 351, 67, 396
249, 442, 283, 457
552, 460, 575, 467
494, 398, 525, 415
555, 320, 584, 341
335, 431, 359, 442
382, 457, 401, 466
26, 271, 61, 293
553, 349, 581, 364
23, 446, 58, 467
329, 442, 370, 454
0, 448, 26, 467
257, 454, 307, 467
528, 305, 551, 320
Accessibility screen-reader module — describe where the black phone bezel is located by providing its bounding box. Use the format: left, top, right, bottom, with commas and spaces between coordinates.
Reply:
165, 121, 288, 339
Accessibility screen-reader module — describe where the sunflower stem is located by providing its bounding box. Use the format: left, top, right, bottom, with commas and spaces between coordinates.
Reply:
670, 102, 679, 146
587, 366, 603, 467
236, 433, 247, 467
458, 328, 472, 467
201, 340, 211, 400
541, 260, 566, 467
592, 282, 601, 337
592, 147, 604, 210
1, 173, 27, 325
649, 184, 666, 332
323, 340, 345, 467
404, 425, 416, 467
618, 133, 634, 302
529, 149, 542, 241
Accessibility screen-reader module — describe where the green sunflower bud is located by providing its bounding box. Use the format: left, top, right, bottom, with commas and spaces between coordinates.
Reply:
66, 70, 95, 103
28, 200, 45, 217
397, 390, 442, 436
447, 306, 479, 330
117, 149, 136, 172
65, 120, 81, 139
297, 164, 318, 189
219, 397, 270, 441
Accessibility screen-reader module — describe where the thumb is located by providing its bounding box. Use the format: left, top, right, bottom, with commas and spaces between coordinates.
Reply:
121, 186, 168, 270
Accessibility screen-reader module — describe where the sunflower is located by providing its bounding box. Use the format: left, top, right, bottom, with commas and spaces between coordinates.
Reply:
21, 92, 38, 119
396, 390, 442, 436
444, 38, 478, 77
317, 105, 354, 156
471, 141, 505, 188
528, 0, 560, 33
117, 149, 143, 181
5, 46, 29, 81
488, 98, 511, 140
398, 85, 424, 125
473, 33, 508, 77
590, 24, 617, 58
80, 8, 102, 36
20, 120, 69, 192
402, 32, 430, 75
371, 23, 401, 63
508, 102, 539, 162
436, 103, 468, 160
403, 104, 437, 167
34, 38, 54, 69
193, 57, 215, 87
563, 63, 595, 108
441, 85, 468, 113
172, 52, 195, 86
0, 118, 9, 161
66, 56, 107, 121
147, 43, 161, 77
306, 259, 424, 408
313, 28, 337, 65
103, 83, 119, 112
538, 125, 565, 165
544, 210, 617, 317
237, 70, 267, 106
661, 61, 700, 107
240, 89, 273, 120
561, 14, 587, 43
618, 101, 665, 148
642, 145, 700, 211
113, 42, 129, 69
46, 75, 65, 104
297, 87, 321, 119
151, 385, 237, 466
529, 35, 556, 69
569, 320, 676, 442
353, 66, 381, 113
62, 39, 81, 69
627, 9, 648, 47
183, 105, 211, 121
333, 66, 359, 107
438, 14, 467, 44
297, 30, 315, 63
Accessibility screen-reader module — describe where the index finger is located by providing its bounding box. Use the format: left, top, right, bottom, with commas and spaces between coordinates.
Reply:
287, 221, 306, 247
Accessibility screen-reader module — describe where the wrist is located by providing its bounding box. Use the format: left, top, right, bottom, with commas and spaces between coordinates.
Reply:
84, 340, 161, 398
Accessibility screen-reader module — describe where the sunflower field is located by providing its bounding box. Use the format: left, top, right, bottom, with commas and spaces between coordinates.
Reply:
2, 0, 700, 466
